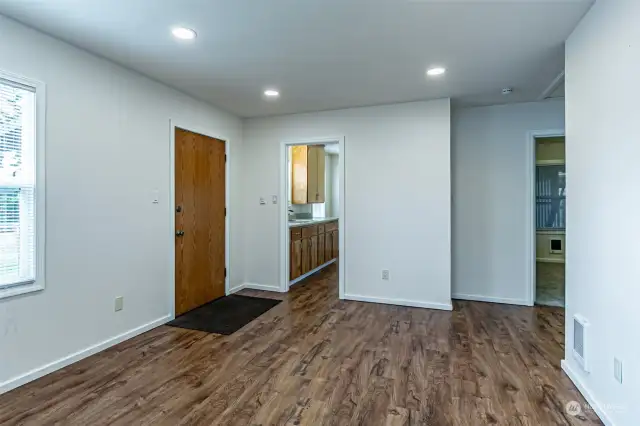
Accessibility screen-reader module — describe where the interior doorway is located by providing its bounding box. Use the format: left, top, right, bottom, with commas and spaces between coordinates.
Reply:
279, 136, 345, 297
173, 127, 227, 316
533, 135, 566, 307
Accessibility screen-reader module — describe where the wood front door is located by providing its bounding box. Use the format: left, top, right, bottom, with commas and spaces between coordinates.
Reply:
175, 128, 226, 316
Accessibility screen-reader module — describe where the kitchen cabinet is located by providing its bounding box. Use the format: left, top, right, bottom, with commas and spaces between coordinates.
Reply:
291, 145, 325, 204
290, 220, 338, 282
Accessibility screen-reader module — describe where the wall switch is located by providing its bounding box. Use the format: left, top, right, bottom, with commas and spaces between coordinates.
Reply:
272, 195, 278, 204
115, 296, 124, 312
151, 190, 159, 204
614, 358, 623, 383
259, 197, 266, 205
382, 270, 390, 280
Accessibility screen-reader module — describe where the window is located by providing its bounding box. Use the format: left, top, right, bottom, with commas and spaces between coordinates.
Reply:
536, 164, 566, 230
0, 71, 44, 298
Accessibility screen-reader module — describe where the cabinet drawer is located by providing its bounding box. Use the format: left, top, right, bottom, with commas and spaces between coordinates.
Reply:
317, 224, 325, 234
325, 221, 338, 232
290, 227, 302, 241
301, 225, 318, 238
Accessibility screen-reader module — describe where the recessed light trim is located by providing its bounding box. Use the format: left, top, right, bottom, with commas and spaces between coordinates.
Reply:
426, 67, 446, 76
264, 89, 280, 97
172, 27, 197, 40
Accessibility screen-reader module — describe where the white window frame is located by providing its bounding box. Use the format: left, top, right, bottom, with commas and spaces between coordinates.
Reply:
0, 70, 46, 299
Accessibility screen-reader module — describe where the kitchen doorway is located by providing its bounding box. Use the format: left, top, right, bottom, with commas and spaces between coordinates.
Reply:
530, 132, 566, 308
279, 137, 345, 297
171, 125, 229, 317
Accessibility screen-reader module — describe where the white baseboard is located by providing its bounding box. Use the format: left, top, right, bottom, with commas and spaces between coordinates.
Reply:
344, 294, 452, 311
0, 315, 170, 395
452, 293, 530, 306
239, 283, 282, 292
228, 284, 246, 294
290, 259, 336, 286
561, 360, 613, 426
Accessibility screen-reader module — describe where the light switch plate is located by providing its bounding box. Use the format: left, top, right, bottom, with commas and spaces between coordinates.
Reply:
151, 190, 159, 204
614, 358, 623, 383
260, 197, 266, 205
382, 270, 390, 280
115, 296, 124, 312
272, 195, 278, 204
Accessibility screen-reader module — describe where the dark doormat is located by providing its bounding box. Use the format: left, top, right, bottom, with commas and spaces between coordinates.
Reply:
166, 295, 281, 335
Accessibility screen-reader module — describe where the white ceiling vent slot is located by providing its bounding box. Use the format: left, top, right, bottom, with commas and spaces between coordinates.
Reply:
573, 314, 590, 373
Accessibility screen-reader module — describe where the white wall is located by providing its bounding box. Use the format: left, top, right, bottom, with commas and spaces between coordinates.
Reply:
452, 99, 565, 304
243, 99, 452, 309
0, 16, 243, 392
564, 0, 639, 424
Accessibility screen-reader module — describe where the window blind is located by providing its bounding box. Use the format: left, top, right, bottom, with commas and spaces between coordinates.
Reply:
0, 78, 36, 288
536, 164, 566, 230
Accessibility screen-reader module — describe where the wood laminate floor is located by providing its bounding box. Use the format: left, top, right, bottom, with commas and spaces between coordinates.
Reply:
0, 264, 600, 425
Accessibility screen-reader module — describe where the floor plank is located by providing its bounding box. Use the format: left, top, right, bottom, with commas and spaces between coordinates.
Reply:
0, 264, 601, 425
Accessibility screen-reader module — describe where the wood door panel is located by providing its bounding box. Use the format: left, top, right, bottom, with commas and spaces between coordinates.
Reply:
310, 236, 318, 269
291, 146, 308, 204
290, 239, 302, 280
316, 147, 325, 203
325, 231, 333, 262
318, 233, 325, 266
301, 237, 310, 275
175, 128, 226, 316
332, 230, 339, 259
306, 145, 318, 203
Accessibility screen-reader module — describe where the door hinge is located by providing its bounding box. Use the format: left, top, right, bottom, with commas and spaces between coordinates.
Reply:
225, 207, 227, 216
225, 154, 227, 162
225, 268, 227, 278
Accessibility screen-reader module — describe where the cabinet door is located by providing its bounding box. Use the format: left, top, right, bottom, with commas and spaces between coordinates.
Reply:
325, 231, 333, 261
291, 146, 308, 204
301, 237, 310, 275
306, 145, 318, 203
332, 230, 339, 259
316, 147, 326, 203
318, 233, 325, 266
290, 239, 302, 280
310, 235, 319, 269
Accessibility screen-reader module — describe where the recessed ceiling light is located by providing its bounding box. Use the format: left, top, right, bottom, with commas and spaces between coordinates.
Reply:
426, 67, 446, 76
171, 27, 197, 40
264, 89, 280, 97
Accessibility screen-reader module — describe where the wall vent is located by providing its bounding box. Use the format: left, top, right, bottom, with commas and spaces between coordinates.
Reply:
573, 314, 590, 372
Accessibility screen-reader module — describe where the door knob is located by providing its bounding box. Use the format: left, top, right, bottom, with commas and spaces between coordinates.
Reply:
176, 230, 185, 237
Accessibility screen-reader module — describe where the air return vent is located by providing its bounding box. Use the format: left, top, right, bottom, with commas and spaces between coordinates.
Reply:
573, 314, 590, 372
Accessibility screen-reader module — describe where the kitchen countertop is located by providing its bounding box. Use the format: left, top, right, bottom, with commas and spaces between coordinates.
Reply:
288, 217, 339, 228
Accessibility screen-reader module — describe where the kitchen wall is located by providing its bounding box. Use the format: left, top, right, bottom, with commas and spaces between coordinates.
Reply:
564, 0, 638, 423
243, 99, 452, 309
0, 16, 243, 392
452, 99, 565, 304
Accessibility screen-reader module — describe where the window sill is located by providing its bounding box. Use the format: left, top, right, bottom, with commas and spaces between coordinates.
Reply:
0, 282, 44, 300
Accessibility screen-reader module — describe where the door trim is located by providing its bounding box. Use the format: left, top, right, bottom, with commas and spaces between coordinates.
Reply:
526, 129, 565, 307
279, 136, 346, 298
169, 120, 231, 320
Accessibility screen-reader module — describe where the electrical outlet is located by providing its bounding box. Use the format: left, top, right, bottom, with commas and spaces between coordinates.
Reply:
382, 270, 390, 280
115, 296, 124, 312
614, 358, 623, 383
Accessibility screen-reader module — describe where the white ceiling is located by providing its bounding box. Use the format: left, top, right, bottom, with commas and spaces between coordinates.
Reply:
0, 0, 591, 117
